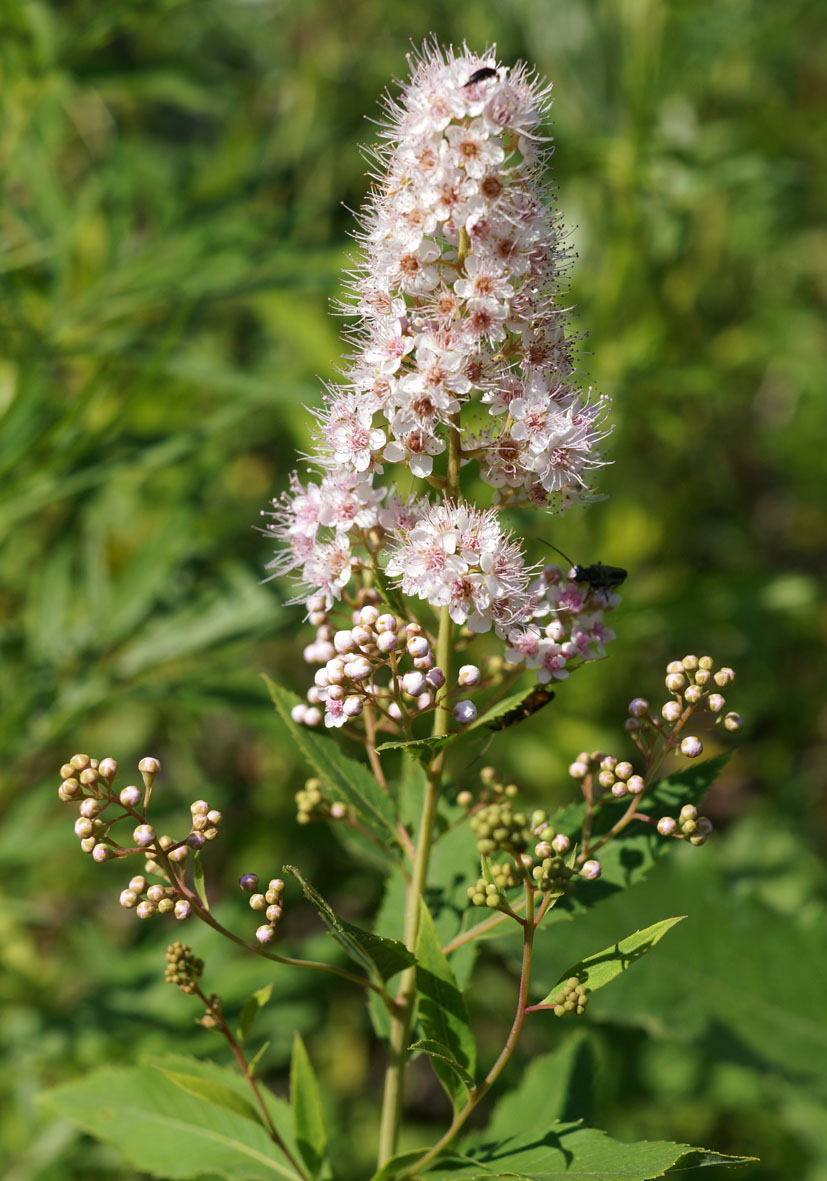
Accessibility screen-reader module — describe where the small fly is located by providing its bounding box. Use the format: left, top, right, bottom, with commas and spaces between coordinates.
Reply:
464, 66, 499, 87
541, 543, 627, 594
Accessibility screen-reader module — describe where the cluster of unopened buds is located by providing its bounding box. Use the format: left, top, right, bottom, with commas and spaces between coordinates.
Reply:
57, 753, 229, 922
238, 874, 286, 945
463, 766, 600, 912
164, 941, 203, 994
291, 603, 483, 730
566, 654, 742, 849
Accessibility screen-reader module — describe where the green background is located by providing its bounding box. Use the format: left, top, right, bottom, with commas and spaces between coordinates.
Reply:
1, 0, 824, 1177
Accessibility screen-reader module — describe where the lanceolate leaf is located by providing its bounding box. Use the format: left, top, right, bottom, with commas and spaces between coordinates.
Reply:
421, 1123, 755, 1178
264, 676, 399, 847
192, 850, 210, 912
376, 734, 455, 761
414, 903, 476, 1108
284, 864, 414, 984
467, 683, 555, 733
409, 1039, 476, 1095
237, 983, 273, 1045
154, 1067, 265, 1126
290, 1032, 327, 1179
533, 915, 686, 1009
41, 1059, 302, 1180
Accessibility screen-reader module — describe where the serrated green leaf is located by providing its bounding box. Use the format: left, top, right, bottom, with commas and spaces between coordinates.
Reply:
533, 915, 686, 1008
409, 1038, 476, 1095
419, 1123, 755, 1178
531, 851, 827, 1089
264, 676, 400, 849
467, 683, 555, 733
237, 983, 273, 1045
376, 734, 455, 762
414, 903, 476, 1109
290, 1032, 327, 1180
285, 864, 414, 984
41, 1061, 302, 1179
193, 850, 210, 912
154, 1067, 265, 1127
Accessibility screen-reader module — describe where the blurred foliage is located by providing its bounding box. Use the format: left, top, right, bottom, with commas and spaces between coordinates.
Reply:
0, 0, 824, 1177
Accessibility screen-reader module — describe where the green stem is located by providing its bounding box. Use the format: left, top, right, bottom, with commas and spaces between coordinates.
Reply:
377, 417, 462, 1168
399, 883, 536, 1179
194, 984, 309, 1180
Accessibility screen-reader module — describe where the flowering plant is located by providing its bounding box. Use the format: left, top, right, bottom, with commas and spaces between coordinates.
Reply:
50, 44, 753, 1181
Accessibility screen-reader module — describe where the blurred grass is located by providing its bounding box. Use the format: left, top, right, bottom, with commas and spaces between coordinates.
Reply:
1, 0, 825, 1177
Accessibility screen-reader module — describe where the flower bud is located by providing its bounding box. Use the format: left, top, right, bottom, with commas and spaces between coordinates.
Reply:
98, 758, 118, 780
426, 667, 446, 689
190, 800, 209, 816
169, 846, 188, 863
679, 804, 698, 823
682, 655, 699, 671
714, 667, 735, 687
256, 924, 275, 944
136, 901, 156, 919
133, 824, 156, 847
665, 672, 686, 693
458, 664, 481, 687
59, 778, 82, 800
351, 625, 374, 649
552, 834, 571, 854
304, 707, 323, 726
707, 693, 726, 713
120, 889, 138, 908
535, 841, 553, 858
343, 696, 363, 718
92, 843, 113, 863
80, 836, 97, 853
453, 700, 477, 725
147, 884, 166, 904
75, 818, 94, 838
138, 757, 161, 776
186, 832, 206, 849
684, 685, 703, 706
376, 614, 397, 633
723, 712, 743, 732
334, 629, 356, 654
627, 774, 645, 794
661, 701, 682, 723
376, 630, 398, 653
457, 790, 473, 807
680, 736, 703, 758
615, 761, 633, 781
70, 754, 91, 772
657, 816, 677, 836
120, 784, 143, 809
128, 875, 146, 893
291, 703, 308, 723
406, 635, 431, 659
611, 781, 628, 798
330, 802, 347, 819
580, 859, 602, 880
347, 655, 372, 681
174, 900, 191, 920
598, 770, 616, 789
628, 698, 649, 718
568, 761, 588, 779
359, 605, 380, 627
265, 904, 282, 923
402, 671, 427, 697
388, 702, 403, 721
413, 652, 434, 670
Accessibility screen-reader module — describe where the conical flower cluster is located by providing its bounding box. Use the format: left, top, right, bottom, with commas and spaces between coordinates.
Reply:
263, 43, 617, 726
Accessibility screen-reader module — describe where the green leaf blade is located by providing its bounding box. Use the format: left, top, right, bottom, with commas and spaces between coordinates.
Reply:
237, 983, 273, 1045
290, 1032, 327, 1180
535, 915, 687, 1007
414, 903, 476, 1108
264, 676, 399, 848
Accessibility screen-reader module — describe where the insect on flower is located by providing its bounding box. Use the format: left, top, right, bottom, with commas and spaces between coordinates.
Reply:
464, 66, 499, 86
542, 543, 627, 593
